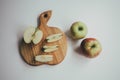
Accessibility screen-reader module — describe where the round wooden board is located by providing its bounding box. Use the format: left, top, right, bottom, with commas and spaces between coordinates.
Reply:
19, 10, 67, 66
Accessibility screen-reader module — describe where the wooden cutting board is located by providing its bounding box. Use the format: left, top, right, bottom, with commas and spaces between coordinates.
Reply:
19, 10, 67, 66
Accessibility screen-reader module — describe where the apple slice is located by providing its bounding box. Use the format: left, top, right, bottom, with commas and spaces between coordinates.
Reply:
43, 45, 58, 49
24, 27, 35, 43
43, 45, 58, 52
44, 47, 58, 52
23, 27, 43, 44
46, 33, 62, 42
35, 55, 53, 62
32, 29, 43, 44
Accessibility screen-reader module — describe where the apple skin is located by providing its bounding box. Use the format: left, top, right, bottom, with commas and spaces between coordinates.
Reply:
80, 38, 102, 58
70, 21, 87, 39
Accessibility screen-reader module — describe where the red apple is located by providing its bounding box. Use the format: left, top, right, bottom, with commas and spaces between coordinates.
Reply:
80, 38, 102, 58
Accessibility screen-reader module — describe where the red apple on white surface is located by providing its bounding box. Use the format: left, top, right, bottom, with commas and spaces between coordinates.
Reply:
80, 38, 102, 58
70, 21, 88, 39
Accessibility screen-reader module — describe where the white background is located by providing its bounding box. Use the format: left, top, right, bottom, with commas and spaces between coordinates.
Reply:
0, 0, 120, 80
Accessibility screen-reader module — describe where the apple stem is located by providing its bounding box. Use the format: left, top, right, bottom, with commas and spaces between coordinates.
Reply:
91, 44, 96, 48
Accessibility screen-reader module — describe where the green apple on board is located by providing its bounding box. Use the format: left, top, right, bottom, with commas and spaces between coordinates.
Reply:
70, 21, 88, 39
80, 38, 102, 58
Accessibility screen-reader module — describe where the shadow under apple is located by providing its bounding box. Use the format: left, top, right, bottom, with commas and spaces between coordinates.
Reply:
65, 29, 90, 63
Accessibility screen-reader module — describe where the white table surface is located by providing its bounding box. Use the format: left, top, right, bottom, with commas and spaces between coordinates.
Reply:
0, 0, 120, 80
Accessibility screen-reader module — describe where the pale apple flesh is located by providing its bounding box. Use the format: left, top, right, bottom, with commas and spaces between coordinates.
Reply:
24, 27, 36, 43
23, 27, 43, 44
70, 21, 87, 39
46, 33, 63, 42
42, 45, 58, 52
32, 29, 43, 44
80, 38, 102, 58
35, 55, 53, 62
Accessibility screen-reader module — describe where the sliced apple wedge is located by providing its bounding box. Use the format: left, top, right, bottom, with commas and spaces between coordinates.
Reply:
32, 29, 43, 44
43, 45, 58, 49
43, 45, 58, 52
46, 33, 63, 42
23, 27, 43, 44
35, 55, 53, 62
24, 27, 35, 43
44, 47, 58, 52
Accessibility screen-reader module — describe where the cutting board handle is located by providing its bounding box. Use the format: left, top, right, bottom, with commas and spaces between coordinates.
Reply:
39, 10, 52, 28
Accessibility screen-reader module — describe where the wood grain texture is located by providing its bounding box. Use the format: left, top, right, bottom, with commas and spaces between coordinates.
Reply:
19, 10, 67, 66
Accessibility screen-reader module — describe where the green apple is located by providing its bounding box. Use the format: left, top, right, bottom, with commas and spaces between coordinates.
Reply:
80, 38, 102, 58
70, 21, 88, 39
